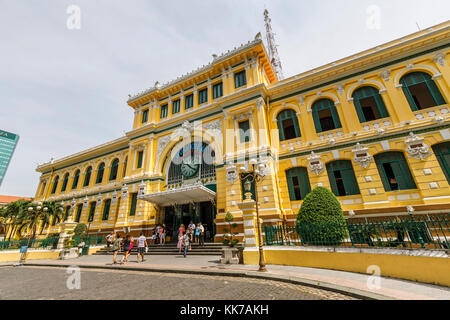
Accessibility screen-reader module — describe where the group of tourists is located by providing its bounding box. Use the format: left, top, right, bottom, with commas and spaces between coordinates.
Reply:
177, 221, 205, 258
106, 232, 148, 265
104, 221, 206, 262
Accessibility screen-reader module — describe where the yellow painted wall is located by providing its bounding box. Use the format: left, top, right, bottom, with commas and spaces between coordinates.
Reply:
0, 250, 61, 262
243, 249, 450, 287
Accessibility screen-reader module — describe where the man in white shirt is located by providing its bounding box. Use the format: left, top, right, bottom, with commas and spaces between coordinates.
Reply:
137, 232, 148, 263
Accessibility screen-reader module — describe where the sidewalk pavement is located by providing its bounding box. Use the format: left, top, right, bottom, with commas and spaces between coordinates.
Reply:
7, 254, 450, 300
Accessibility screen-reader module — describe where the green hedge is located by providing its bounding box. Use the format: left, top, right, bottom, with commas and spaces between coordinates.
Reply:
296, 187, 347, 245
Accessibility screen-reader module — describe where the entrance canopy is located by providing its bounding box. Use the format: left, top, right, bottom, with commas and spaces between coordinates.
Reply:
139, 185, 216, 207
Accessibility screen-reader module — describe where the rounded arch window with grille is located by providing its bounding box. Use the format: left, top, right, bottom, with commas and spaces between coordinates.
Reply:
166, 142, 216, 189
276, 109, 301, 141
109, 158, 120, 181
96, 163, 105, 184
400, 71, 446, 111
352, 86, 390, 122
311, 98, 342, 133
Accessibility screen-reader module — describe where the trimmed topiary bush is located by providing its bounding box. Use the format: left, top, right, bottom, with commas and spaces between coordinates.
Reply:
296, 187, 347, 246
73, 223, 87, 237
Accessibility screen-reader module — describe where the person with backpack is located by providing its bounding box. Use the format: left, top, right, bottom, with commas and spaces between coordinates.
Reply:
111, 233, 122, 265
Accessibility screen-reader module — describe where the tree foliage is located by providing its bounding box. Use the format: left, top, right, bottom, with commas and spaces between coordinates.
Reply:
296, 187, 347, 245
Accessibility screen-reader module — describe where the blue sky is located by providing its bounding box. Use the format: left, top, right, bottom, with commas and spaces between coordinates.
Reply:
0, 0, 449, 197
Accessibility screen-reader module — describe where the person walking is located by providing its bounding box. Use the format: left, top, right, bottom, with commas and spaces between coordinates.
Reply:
121, 234, 132, 265
159, 224, 166, 245
137, 232, 148, 263
178, 224, 185, 237
155, 225, 161, 245
195, 223, 200, 244
177, 231, 183, 253
106, 232, 114, 249
111, 233, 122, 265
188, 221, 195, 250
182, 231, 190, 258
198, 222, 205, 246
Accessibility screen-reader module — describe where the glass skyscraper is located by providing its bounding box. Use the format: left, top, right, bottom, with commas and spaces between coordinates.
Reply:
0, 129, 19, 187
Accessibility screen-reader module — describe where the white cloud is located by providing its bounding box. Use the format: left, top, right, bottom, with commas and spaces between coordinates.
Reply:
0, 0, 449, 196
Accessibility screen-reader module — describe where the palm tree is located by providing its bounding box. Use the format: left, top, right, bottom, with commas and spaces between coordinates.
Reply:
4, 199, 30, 241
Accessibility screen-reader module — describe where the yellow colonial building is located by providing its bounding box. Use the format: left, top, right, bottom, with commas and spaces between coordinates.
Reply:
32, 21, 450, 243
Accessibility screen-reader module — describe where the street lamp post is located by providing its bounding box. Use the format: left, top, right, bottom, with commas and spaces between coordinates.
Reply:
239, 159, 267, 272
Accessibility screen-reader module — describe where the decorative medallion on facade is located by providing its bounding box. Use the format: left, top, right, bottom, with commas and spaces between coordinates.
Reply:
307, 151, 325, 175
352, 143, 373, 168
225, 164, 239, 184
138, 182, 146, 196
121, 185, 129, 199
405, 132, 432, 160
111, 191, 118, 204
82, 196, 89, 209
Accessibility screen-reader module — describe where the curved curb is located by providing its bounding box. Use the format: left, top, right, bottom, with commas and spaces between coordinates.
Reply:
23, 262, 391, 300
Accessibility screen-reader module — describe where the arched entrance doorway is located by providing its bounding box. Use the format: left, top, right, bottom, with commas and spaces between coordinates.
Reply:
141, 141, 217, 242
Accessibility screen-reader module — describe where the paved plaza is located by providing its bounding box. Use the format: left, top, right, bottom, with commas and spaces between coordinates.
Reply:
0, 265, 354, 300
1, 254, 449, 300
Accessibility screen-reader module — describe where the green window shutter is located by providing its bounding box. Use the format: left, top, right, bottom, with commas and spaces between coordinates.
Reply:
286, 167, 311, 201
330, 104, 342, 129
198, 88, 208, 104
88, 203, 96, 222
83, 167, 92, 187
341, 165, 360, 196
432, 142, 450, 184
109, 159, 119, 181
312, 106, 322, 133
426, 78, 446, 106
160, 104, 168, 118
141, 109, 149, 123
137, 151, 143, 168
213, 82, 223, 99
96, 163, 104, 184
277, 109, 301, 141
401, 84, 419, 111
185, 94, 193, 109
51, 176, 59, 194
373, 93, 389, 118
234, 70, 247, 88
375, 152, 416, 191
72, 171, 80, 189
353, 98, 366, 122
129, 193, 137, 216
61, 174, 69, 192
326, 163, 339, 196
172, 100, 180, 114
326, 161, 359, 196
277, 117, 285, 141
75, 205, 82, 223
102, 199, 111, 221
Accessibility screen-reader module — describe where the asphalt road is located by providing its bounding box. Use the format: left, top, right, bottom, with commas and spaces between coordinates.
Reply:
0, 266, 355, 300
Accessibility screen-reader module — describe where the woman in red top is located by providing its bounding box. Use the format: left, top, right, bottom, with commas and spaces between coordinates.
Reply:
178, 224, 185, 237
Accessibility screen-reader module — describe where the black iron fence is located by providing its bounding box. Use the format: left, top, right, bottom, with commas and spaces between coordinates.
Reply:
265, 213, 449, 249
0, 237, 59, 251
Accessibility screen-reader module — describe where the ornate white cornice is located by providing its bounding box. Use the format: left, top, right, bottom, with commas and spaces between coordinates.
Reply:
127, 36, 263, 103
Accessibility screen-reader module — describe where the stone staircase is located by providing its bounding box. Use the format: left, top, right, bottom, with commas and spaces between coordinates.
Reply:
93, 242, 225, 256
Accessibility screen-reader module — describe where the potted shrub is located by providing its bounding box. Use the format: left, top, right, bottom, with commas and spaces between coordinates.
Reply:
220, 212, 241, 264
